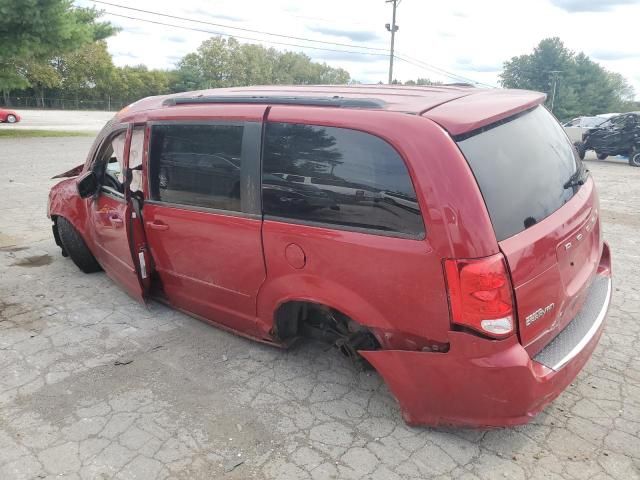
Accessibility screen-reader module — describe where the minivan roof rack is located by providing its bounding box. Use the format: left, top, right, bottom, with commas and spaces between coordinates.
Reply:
162, 95, 386, 109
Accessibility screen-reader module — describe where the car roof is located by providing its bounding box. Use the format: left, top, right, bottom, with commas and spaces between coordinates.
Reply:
120, 84, 546, 137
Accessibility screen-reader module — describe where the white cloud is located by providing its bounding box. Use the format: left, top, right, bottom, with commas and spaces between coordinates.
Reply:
78, 0, 640, 98
549, 0, 640, 12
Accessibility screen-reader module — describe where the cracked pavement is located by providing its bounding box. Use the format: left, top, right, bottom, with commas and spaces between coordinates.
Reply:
1, 136, 639, 479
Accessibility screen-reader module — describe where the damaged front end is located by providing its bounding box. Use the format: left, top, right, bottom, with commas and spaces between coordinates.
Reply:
52, 163, 85, 179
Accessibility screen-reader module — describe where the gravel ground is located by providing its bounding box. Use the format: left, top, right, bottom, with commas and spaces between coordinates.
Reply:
0, 136, 639, 480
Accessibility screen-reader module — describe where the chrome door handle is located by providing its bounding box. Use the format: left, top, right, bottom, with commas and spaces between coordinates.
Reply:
146, 221, 169, 231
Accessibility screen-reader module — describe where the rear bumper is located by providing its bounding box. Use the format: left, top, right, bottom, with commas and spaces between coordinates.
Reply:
360, 243, 612, 428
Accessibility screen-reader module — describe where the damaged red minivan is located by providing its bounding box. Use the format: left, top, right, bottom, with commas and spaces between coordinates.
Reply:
47, 85, 612, 427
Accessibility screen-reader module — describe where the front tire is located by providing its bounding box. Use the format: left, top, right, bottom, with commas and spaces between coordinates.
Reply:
596, 152, 608, 160
56, 217, 102, 273
6, 114, 17, 123
574, 142, 586, 160
629, 148, 640, 167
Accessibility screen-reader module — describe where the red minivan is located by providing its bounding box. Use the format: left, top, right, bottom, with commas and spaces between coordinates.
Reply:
47, 85, 612, 427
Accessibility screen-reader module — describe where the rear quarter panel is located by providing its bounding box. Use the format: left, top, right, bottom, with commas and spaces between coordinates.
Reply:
256, 107, 499, 346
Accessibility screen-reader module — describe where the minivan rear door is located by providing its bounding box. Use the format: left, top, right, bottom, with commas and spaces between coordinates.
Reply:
456, 106, 603, 355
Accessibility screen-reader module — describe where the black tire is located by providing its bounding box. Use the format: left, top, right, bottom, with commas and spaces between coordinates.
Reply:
629, 148, 640, 167
596, 152, 608, 160
56, 217, 102, 273
574, 141, 586, 160
6, 114, 17, 123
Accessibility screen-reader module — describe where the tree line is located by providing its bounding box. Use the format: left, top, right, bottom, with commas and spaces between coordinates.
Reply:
1, 1, 636, 117
500, 38, 637, 120
0, 1, 350, 110
4, 37, 351, 110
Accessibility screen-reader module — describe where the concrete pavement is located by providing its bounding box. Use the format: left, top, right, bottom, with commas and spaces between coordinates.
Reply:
0, 136, 639, 479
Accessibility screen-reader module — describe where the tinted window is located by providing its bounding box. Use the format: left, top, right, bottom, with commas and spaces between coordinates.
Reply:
149, 124, 243, 211
457, 106, 580, 241
262, 123, 424, 237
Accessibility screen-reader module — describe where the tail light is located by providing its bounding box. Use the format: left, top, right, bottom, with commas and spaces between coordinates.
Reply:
444, 253, 515, 339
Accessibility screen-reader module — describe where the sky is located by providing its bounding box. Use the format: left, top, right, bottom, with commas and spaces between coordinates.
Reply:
77, 0, 640, 98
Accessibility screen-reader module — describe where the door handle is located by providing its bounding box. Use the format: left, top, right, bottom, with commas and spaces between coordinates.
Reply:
146, 221, 169, 231
109, 216, 124, 227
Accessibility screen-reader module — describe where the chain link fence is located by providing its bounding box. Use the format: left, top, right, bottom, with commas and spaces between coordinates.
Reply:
0, 96, 128, 111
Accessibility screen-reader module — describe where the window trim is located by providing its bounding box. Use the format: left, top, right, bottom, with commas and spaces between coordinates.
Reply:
146, 120, 262, 216
145, 199, 261, 220
260, 121, 426, 240
100, 186, 126, 202
264, 215, 425, 240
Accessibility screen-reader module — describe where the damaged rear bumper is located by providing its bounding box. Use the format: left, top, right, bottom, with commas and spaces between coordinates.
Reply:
361, 269, 612, 428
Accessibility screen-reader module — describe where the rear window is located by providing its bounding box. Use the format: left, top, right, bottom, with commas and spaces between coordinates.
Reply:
457, 106, 580, 241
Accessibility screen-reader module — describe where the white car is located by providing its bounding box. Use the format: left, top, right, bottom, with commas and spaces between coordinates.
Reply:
563, 116, 608, 143
274, 173, 382, 202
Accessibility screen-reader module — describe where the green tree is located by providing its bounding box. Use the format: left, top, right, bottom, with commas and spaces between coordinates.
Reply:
19, 60, 62, 107
110, 65, 172, 105
0, 0, 117, 101
399, 78, 439, 86
172, 36, 350, 91
500, 37, 634, 119
56, 41, 114, 108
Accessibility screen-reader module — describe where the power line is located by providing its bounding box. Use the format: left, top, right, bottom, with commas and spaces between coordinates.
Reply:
396, 53, 497, 88
89, 3, 495, 87
99, 11, 392, 57
89, 0, 388, 53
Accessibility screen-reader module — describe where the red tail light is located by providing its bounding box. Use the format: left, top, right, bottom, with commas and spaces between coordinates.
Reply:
444, 253, 515, 338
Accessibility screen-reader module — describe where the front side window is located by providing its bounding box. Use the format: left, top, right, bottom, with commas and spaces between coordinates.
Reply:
94, 131, 127, 195
262, 123, 424, 237
149, 124, 244, 212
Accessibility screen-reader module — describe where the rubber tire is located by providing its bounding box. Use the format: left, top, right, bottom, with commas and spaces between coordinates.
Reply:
629, 148, 640, 167
56, 217, 102, 273
574, 142, 586, 160
6, 114, 17, 123
596, 152, 608, 160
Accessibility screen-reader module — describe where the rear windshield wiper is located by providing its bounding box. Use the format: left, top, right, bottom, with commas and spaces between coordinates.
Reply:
563, 165, 589, 189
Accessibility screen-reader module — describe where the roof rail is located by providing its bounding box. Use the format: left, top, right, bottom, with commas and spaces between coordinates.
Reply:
162, 95, 385, 109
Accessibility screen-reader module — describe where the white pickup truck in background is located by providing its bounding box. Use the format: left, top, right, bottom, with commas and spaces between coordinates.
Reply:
563, 114, 616, 142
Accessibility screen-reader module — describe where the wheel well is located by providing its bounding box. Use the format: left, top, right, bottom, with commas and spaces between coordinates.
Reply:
51, 215, 64, 251
273, 301, 380, 362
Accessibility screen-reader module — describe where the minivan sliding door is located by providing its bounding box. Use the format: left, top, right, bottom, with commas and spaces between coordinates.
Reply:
142, 117, 266, 336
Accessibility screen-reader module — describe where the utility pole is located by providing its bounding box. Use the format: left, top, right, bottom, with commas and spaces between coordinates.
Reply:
385, 0, 400, 84
549, 70, 561, 113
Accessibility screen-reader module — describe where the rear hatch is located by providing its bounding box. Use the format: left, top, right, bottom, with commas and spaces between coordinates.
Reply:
456, 106, 603, 355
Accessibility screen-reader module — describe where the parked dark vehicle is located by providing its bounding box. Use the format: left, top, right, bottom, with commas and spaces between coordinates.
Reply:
47, 85, 612, 427
575, 112, 640, 166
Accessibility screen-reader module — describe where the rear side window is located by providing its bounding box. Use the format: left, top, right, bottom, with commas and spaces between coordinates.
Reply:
262, 122, 424, 237
457, 106, 580, 241
149, 124, 243, 212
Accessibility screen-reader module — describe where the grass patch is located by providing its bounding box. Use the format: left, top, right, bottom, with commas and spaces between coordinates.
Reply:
0, 129, 95, 138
